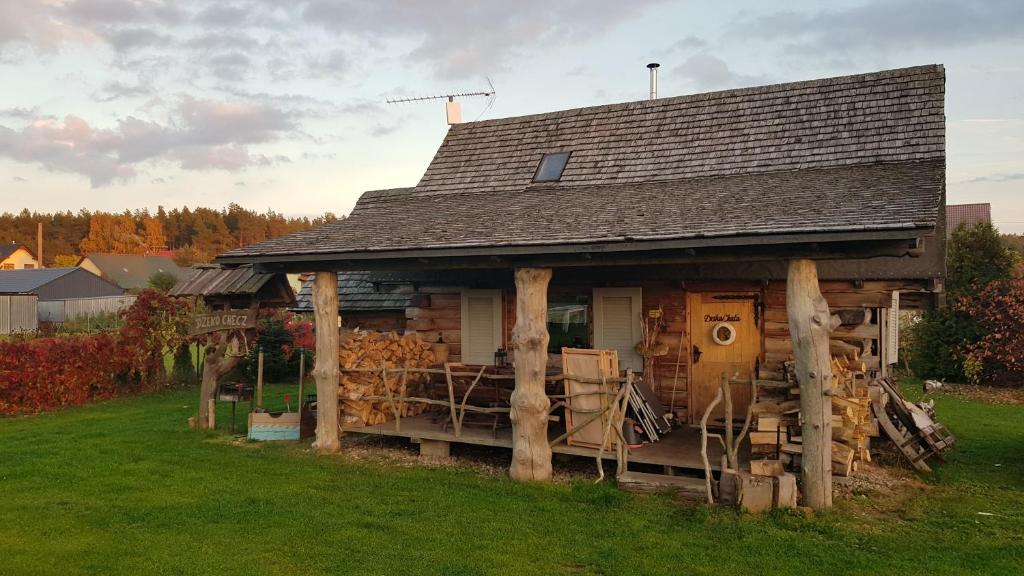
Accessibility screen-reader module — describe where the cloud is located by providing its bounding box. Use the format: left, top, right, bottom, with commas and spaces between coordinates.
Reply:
964, 172, 1024, 184
302, 0, 667, 79
667, 35, 707, 52
0, 107, 40, 120
0, 96, 296, 186
671, 52, 771, 91
207, 52, 252, 81
92, 80, 154, 102
733, 0, 1024, 57
306, 48, 351, 78
0, 1, 97, 51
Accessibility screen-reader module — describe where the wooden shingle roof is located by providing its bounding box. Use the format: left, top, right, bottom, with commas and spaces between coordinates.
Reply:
292, 271, 415, 312
220, 65, 945, 263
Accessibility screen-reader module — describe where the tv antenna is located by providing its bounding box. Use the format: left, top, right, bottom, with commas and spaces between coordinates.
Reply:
386, 78, 496, 124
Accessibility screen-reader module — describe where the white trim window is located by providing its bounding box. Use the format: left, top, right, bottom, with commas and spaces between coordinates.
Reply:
592, 287, 643, 371
460, 290, 503, 365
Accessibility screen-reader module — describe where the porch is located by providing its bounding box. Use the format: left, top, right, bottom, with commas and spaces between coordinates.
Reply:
343, 412, 742, 472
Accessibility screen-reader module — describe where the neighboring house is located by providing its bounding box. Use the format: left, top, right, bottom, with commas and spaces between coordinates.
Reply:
78, 253, 189, 291
0, 267, 131, 323
218, 66, 946, 468
0, 243, 39, 270
292, 271, 417, 332
946, 203, 991, 236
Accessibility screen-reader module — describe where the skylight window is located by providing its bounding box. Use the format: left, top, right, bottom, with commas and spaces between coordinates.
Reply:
533, 152, 571, 182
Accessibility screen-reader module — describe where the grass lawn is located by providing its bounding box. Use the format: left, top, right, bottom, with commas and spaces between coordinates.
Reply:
1, 380, 1022, 575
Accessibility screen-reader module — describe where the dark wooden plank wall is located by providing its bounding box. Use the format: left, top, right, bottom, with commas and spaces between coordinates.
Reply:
398, 278, 928, 416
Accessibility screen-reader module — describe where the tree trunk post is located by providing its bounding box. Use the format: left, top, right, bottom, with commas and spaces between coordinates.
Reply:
197, 347, 218, 429
197, 331, 245, 430
509, 267, 553, 482
313, 271, 341, 454
786, 259, 833, 509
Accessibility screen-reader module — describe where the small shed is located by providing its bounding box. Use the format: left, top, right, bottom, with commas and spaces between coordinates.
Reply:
169, 264, 295, 308
0, 268, 128, 323
0, 294, 37, 333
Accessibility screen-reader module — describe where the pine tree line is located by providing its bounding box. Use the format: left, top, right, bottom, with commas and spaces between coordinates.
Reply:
0, 204, 338, 267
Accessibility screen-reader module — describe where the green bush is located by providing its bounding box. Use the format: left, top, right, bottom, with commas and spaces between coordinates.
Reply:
908, 222, 1014, 381
238, 310, 312, 383
148, 271, 179, 292
907, 307, 978, 381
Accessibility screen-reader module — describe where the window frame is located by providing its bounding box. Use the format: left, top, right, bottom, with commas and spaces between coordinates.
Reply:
546, 295, 591, 353
532, 151, 572, 183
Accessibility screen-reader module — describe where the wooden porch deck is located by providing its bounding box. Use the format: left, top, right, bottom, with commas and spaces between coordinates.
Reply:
343, 414, 749, 472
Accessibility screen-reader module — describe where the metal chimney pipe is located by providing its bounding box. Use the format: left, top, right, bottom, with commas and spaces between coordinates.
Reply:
647, 62, 660, 100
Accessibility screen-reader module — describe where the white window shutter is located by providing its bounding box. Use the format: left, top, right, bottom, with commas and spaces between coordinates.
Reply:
888, 291, 900, 365
593, 288, 643, 371
461, 290, 502, 365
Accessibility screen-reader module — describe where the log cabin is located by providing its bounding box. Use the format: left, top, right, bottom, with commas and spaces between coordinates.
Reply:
217, 65, 945, 501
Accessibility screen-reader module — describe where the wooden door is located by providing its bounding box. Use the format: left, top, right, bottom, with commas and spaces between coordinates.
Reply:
687, 292, 761, 426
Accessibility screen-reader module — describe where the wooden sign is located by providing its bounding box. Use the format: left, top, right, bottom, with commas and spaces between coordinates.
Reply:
189, 309, 258, 336
647, 308, 663, 318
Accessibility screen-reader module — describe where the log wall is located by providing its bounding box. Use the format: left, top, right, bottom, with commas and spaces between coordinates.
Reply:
396, 277, 928, 417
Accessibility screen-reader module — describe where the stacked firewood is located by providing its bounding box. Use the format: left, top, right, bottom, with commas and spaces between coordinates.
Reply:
337, 329, 435, 427
750, 357, 876, 477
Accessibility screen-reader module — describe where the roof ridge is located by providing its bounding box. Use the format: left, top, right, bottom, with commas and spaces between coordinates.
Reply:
457, 64, 943, 128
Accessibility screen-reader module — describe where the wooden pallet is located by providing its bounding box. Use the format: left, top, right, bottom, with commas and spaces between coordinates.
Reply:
872, 399, 932, 472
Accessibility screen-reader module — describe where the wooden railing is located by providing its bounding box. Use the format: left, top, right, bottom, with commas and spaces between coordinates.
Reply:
338, 363, 634, 480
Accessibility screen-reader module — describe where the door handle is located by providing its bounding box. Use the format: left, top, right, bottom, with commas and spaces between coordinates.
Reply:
692, 344, 702, 364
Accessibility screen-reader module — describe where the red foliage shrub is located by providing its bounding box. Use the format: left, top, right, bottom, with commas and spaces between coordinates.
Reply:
961, 279, 1024, 386
0, 290, 192, 415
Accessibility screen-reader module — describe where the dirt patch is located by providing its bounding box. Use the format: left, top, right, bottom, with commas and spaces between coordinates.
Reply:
935, 383, 1024, 406
833, 446, 931, 521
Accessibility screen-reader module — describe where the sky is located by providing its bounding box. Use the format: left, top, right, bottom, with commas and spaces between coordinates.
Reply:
1, 0, 1023, 232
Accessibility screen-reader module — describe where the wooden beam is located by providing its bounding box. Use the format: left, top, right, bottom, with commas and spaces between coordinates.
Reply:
509, 267, 553, 482
312, 271, 341, 453
786, 259, 833, 510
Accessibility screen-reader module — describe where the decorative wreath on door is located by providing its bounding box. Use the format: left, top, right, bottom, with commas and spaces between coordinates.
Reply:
711, 322, 737, 346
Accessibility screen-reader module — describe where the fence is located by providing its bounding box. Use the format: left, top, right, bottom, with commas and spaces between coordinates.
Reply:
0, 294, 38, 334
37, 295, 138, 323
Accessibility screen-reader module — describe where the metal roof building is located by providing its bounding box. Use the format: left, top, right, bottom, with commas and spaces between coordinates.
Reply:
0, 268, 124, 301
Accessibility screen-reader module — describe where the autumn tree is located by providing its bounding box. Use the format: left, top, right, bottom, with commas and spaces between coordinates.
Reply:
79, 213, 146, 254
172, 245, 206, 267
52, 254, 80, 267
961, 280, 1024, 386
142, 216, 167, 252
909, 222, 1015, 381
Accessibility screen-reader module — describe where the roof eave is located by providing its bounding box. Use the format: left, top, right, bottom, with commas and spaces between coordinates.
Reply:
217, 226, 933, 270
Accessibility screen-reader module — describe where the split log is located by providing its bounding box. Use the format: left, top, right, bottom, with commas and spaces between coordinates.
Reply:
336, 330, 435, 427
786, 259, 833, 510
509, 267, 553, 482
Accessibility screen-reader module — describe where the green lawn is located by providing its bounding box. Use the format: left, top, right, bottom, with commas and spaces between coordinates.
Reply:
0, 381, 1021, 575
